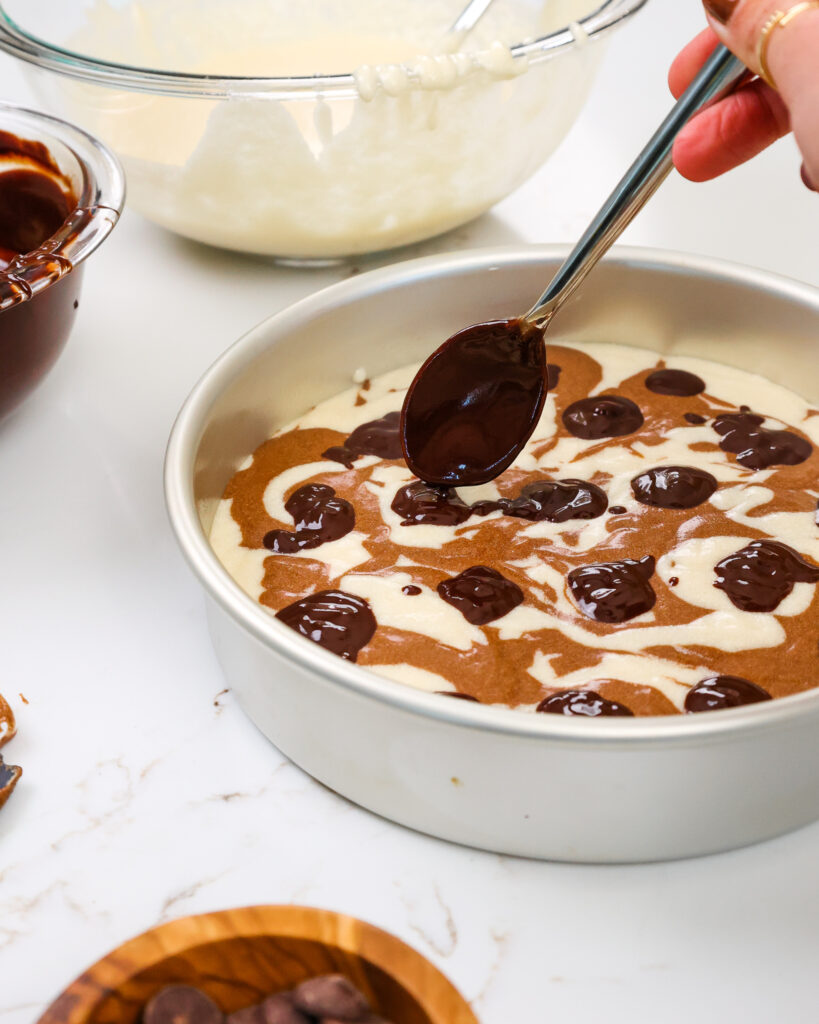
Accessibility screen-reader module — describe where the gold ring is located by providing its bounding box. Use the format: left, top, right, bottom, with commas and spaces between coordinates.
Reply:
757, 1, 819, 89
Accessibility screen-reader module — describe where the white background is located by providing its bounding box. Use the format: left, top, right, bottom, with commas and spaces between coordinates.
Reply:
1, 1, 818, 1021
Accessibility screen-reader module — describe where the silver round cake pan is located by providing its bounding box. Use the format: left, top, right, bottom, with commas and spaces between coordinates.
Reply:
165, 245, 819, 863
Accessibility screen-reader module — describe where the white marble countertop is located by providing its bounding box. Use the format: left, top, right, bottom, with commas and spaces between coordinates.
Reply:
1, 1, 818, 1021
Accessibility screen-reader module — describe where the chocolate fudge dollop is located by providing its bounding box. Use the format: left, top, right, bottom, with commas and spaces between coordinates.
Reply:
536, 689, 634, 717
323, 411, 403, 467
685, 675, 772, 712
276, 590, 376, 660
713, 411, 812, 470
438, 565, 523, 625
568, 556, 656, 623
630, 466, 718, 509
644, 368, 705, 396
714, 540, 819, 612
391, 481, 470, 526
562, 395, 644, 439
264, 484, 354, 553
472, 478, 608, 522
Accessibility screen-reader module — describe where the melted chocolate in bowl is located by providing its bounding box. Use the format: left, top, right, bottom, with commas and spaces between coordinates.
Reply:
401, 318, 547, 486
211, 342, 819, 717
0, 131, 80, 420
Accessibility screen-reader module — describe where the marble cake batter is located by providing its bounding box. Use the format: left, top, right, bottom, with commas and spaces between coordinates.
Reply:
210, 342, 819, 716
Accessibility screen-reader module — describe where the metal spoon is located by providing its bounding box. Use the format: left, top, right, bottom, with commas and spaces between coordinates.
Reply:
448, 0, 498, 40
401, 44, 746, 487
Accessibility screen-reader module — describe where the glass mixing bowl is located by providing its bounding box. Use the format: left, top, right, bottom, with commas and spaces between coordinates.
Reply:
0, 0, 645, 262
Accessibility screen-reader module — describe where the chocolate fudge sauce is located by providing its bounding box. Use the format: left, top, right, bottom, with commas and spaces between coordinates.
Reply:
276, 590, 376, 661
684, 676, 771, 712
263, 483, 354, 553
568, 556, 657, 623
562, 394, 644, 439
630, 466, 718, 509
438, 565, 524, 625
645, 368, 705, 396
536, 689, 634, 717
714, 540, 819, 612
713, 411, 812, 469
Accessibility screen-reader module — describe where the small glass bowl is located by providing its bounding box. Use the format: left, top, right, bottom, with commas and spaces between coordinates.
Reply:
0, 0, 645, 263
0, 101, 124, 421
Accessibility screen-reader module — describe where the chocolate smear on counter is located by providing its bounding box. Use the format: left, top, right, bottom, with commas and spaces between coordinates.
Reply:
546, 363, 561, 389
323, 411, 403, 467
713, 411, 812, 469
437, 691, 480, 702
714, 540, 819, 612
562, 395, 644, 439
471, 478, 608, 522
143, 987, 224, 1024
438, 565, 523, 625
392, 481, 471, 526
276, 590, 376, 661
292, 976, 370, 1020
0, 694, 15, 747
630, 465, 718, 509
402, 584, 422, 595
536, 689, 634, 717
0, 756, 21, 810
685, 675, 771, 712
684, 412, 707, 425
645, 368, 705, 396
263, 484, 354, 553
568, 556, 656, 623
401, 318, 548, 486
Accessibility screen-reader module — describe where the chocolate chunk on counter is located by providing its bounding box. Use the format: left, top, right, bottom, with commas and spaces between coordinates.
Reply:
323, 411, 403, 465
276, 590, 376, 661
143, 986, 224, 1024
264, 484, 354, 553
568, 556, 656, 623
631, 466, 718, 509
713, 411, 812, 469
472, 478, 608, 522
562, 395, 644, 440
645, 368, 705, 396
685, 676, 772, 712
438, 565, 524, 625
391, 481, 471, 526
537, 689, 634, 717
291, 975, 370, 1020
714, 540, 819, 612
0, 756, 21, 810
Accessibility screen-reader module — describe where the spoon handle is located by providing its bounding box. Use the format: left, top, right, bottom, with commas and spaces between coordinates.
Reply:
525, 44, 746, 324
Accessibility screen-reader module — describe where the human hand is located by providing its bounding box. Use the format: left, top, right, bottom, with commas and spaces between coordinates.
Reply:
668, 1, 819, 191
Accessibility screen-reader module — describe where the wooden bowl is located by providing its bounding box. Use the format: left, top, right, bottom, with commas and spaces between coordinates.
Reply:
37, 905, 479, 1024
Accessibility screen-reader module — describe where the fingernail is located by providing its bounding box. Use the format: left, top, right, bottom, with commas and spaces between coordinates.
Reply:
703, 0, 740, 25
801, 164, 819, 192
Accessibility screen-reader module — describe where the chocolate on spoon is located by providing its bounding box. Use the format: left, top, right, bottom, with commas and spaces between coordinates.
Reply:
401, 45, 745, 487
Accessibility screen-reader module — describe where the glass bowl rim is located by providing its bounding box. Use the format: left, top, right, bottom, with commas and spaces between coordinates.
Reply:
0, 0, 647, 99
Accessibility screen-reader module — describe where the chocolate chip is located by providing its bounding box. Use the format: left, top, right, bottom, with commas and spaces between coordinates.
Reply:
143, 987, 224, 1024
562, 395, 644, 440
402, 584, 422, 595
264, 484, 354, 553
276, 590, 376, 661
645, 368, 705, 396
323, 412, 403, 465
714, 540, 819, 612
391, 481, 471, 526
472, 479, 608, 522
536, 689, 634, 717
291, 976, 370, 1020
685, 676, 771, 712
684, 412, 707, 425
437, 565, 524, 625
630, 465, 717, 509
713, 411, 812, 470
546, 363, 561, 390
437, 691, 480, 702
0, 755, 21, 810
568, 556, 656, 623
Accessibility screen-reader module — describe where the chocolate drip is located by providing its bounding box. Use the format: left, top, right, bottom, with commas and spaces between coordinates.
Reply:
685, 675, 771, 712
401, 318, 547, 486
323, 410, 403, 466
276, 590, 376, 661
0, 755, 21, 810
472, 478, 608, 522
438, 565, 523, 625
645, 368, 705, 396
536, 689, 634, 717
264, 484, 354, 553
562, 395, 644, 439
714, 540, 819, 612
568, 556, 656, 623
391, 481, 471, 526
631, 465, 718, 509
713, 411, 812, 470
